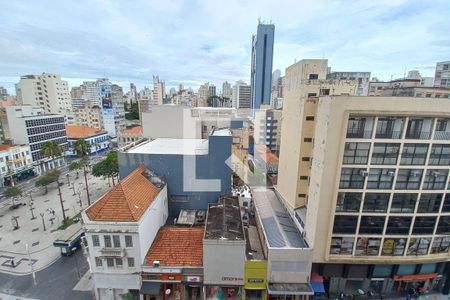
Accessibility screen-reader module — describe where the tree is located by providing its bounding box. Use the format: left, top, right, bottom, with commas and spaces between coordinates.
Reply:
41, 140, 63, 170
92, 151, 119, 185
125, 102, 139, 120
4, 186, 22, 207
74, 139, 92, 205
35, 170, 67, 223
69, 161, 82, 179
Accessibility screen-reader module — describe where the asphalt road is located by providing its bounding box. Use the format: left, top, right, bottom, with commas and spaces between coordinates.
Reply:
0, 250, 92, 300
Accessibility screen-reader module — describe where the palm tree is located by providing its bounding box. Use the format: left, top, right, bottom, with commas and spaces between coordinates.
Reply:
41, 141, 63, 172
74, 139, 91, 205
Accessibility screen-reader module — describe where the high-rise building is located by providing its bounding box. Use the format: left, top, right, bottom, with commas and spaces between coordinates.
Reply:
0, 86, 8, 100
434, 61, 450, 88
276, 94, 450, 295
6, 106, 67, 174
130, 83, 137, 105
208, 84, 216, 98
250, 22, 275, 109
233, 80, 251, 109
197, 83, 210, 107
15, 73, 72, 117
253, 105, 282, 155
151, 76, 165, 106
222, 81, 233, 100
327, 71, 371, 96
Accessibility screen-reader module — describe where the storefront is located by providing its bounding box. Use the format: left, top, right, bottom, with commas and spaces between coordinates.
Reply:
267, 283, 314, 300
205, 285, 243, 299
244, 260, 267, 299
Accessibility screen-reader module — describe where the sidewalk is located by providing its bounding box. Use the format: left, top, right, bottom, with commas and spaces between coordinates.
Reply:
0, 171, 110, 275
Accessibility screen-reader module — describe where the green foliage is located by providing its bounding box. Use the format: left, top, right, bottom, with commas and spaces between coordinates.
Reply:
74, 139, 91, 158
125, 102, 139, 120
41, 140, 63, 160
57, 213, 81, 230
92, 151, 119, 179
120, 293, 137, 300
4, 186, 22, 198
69, 161, 82, 171
35, 170, 61, 193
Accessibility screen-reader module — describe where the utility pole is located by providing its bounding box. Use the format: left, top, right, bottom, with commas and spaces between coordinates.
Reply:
40, 213, 46, 231
71, 182, 76, 195
56, 179, 67, 223
29, 199, 36, 220
77, 190, 82, 207
26, 244, 37, 285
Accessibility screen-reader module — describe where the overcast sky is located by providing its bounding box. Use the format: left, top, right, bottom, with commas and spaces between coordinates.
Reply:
1, 0, 449, 94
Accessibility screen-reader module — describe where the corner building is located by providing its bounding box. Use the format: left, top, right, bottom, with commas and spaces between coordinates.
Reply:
277, 92, 450, 296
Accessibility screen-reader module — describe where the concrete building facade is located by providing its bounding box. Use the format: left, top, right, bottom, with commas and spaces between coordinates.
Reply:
327, 71, 371, 96
434, 61, 450, 88
233, 80, 251, 109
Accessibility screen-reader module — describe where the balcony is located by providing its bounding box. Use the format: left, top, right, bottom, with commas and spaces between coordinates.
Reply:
405, 131, 432, 140
434, 131, 450, 140
346, 130, 372, 139
375, 131, 402, 139
100, 248, 126, 257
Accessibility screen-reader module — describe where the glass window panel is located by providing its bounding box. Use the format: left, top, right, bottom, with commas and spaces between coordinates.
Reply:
390, 193, 417, 213
431, 237, 450, 254
343, 142, 370, 164
412, 217, 437, 235
372, 264, 394, 277
395, 169, 423, 190
429, 144, 450, 165
386, 217, 412, 235
333, 215, 358, 234
330, 237, 355, 255
417, 194, 443, 213
400, 144, 429, 165
381, 238, 407, 256
336, 192, 362, 212
442, 194, 450, 212
339, 168, 366, 189
397, 264, 416, 275
437, 216, 450, 234
371, 143, 400, 165
363, 193, 390, 212
367, 169, 395, 189
359, 216, 385, 234
355, 237, 381, 256
422, 170, 448, 190
407, 238, 431, 255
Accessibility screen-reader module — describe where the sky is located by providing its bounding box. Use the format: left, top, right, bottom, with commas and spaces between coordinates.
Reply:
0, 0, 449, 94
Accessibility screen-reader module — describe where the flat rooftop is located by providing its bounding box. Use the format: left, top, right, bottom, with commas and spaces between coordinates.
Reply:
253, 187, 308, 249
245, 220, 265, 260
127, 138, 209, 155
205, 196, 244, 241
211, 128, 232, 136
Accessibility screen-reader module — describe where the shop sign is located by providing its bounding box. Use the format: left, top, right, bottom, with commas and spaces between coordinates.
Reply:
248, 278, 264, 283
186, 276, 201, 282
222, 276, 243, 281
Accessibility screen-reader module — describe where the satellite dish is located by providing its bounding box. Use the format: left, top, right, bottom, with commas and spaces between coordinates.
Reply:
165, 289, 171, 295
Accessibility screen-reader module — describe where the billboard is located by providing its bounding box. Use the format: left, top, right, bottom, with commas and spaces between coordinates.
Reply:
100, 85, 112, 109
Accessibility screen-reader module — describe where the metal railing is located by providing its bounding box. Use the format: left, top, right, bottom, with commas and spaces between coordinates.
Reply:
405, 131, 432, 140
375, 130, 402, 139
346, 130, 373, 139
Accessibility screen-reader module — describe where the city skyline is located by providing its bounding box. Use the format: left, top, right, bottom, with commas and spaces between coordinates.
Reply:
1, 0, 450, 94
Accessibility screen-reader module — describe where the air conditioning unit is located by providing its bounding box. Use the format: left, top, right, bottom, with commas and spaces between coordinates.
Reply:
432, 171, 441, 177
388, 171, 396, 177
411, 171, 421, 177
360, 170, 369, 177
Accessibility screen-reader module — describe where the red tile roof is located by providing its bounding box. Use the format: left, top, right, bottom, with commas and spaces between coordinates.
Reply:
255, 144, 279, 164
145, 227, 204, 267
121, 126, 143, 135
65, 125, 107, 139
0, 144, 14, 151
85, 166, 161, 222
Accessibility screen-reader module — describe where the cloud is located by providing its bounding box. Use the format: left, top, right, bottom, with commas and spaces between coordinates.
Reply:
0, 0, 449, 94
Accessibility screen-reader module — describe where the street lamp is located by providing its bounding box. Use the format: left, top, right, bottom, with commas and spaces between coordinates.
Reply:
71, 247, 81, 279
26, 244, 37, 285
11, 216, 19, 230
40, 213, 46, 231
77, 190, 82, 207
71, 182, 76, 196
66, 173, 70, 186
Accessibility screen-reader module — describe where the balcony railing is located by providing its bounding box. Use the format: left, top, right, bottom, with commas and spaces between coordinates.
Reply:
375, 131, 402, 139
434, 131, 450, 140
100, 248, 126, 257
346, 130, 372, 139
405, 131, 432, 140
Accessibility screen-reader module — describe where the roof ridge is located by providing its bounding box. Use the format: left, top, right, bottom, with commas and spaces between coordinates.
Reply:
119, 182, 137, 221
87, 182, 123, 219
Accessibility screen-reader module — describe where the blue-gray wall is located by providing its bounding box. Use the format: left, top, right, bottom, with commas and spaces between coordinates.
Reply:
118, 135, 232, 217
251, 23, 275, 109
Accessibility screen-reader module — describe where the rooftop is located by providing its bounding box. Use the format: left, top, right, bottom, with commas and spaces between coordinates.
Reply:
121, 126, 143, 136
205, 195, 244, 241
253, 187, 307, 248
145, 227, 204, 267
255, 144, 279, 164
126, 138, 209, 155
66, 125, 107, 139
211, 128, 232, 136
245, 214, 265, 260
0, 144, 14, 151
85, 166, 162, 222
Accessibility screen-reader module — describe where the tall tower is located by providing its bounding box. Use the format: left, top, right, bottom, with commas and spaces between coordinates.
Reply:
250, 21, 275, 109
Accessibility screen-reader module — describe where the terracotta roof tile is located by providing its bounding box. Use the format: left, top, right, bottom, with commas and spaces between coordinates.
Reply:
0, 144, 14, 151
86, 166, 161, 222
255, 144, 279, 164
66, 125, 107, 139
145, 227, 204, 267
121, 126, 143, 135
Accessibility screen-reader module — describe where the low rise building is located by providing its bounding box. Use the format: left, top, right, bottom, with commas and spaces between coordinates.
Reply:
82, 166, 168, 300
118, 126, 143, 148
65, 125, 109, 156
0, 144, 33, 187
141, 227, 205, 300
381, 86, 450, 99
368, 79, 421, 96
327, 71, 371, 96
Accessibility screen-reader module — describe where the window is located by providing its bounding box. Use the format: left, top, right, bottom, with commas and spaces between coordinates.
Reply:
95, 257, 103, 267
417, 194, 443, 213
106, 258, 114, 267
406, 119, 430, 139
343, 142, 370, 164
339, 168, 366, 189
435, 118, 450, 139
376, 117, 404, 139
443, 194, 450, 212
386, 217, 412, 235
422, 169, 448, 190
92, 235, 100, 247
359, 216, 385, 234
395, 169, 423, 190
125, 235, 133, 247
320, 89, 330, 96
429, 144, 450, 165
302, 157, 310, 162
307, 93, 317, 98
115, 258, 123, 267
381, 238, 407, 256
336, 192, 362, 212
300, 176, 308, 180
309, 74, 318, 79
412, 217, 437, 235
367, 169, 395, 189
436, 216, 450, 234
431, 237, 450, 254
333, 215, 358, 234
363, 193, 389, 212
390, 193, 417, 213
304, 138, 313, 142
306, 116, 315, 121
346, 117, 371, 138
371, 143, 400, 165
128, 257, 135, 267
355, 238, 381, 256
407, 238, 431, 255
400, 144, 428, 165
104, 235, 112, 248
113, 235, 120, 248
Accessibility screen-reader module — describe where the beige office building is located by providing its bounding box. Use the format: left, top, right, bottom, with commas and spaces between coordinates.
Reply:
277, 72, 450, 295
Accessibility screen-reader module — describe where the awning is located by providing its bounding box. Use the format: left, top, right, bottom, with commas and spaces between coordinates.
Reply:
311, 282, 325, 294
267, 283, 314, 296
393, 273, 438, 282
140, 282, 161, 295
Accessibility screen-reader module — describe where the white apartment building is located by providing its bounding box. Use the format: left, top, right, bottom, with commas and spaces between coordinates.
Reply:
151, 76, 165, 106
197, 83, 210, 107
0, 144, 33, 187
65, 125, 109, 156
82, 166, 168, 300
72, 103, 104, 129
15, 73, 72, 118
233, 80, 251, 109
434, 61, 450, 88
253, 105, 282, 155
222, 81, 233, 100
6, 106, 67, 174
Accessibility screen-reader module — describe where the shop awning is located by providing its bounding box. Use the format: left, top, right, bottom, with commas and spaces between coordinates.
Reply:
140, 282, 161, 295
267, 283, 314, 296
393, 273, 438, 282
311, 282, 325, 293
